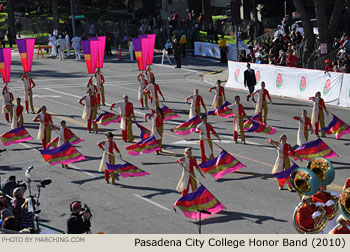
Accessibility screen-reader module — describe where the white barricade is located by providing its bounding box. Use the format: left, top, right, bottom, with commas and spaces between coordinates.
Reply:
226, 61, 350, 108
194, 41, 246, 61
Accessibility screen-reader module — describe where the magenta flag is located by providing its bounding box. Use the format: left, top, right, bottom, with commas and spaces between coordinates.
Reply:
141, 38, 150, 71
146, 34, 156, 65
16, 38, 35, 72
89, 36, 106, 68
0, 48, 11, 83
81, 40, 99, 74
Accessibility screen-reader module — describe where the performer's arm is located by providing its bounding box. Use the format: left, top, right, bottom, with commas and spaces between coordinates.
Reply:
210, 126, 220, 141
200, 97, 207, 113
48, 114, 54, 127
97, 141, 105, 150
320, 99, 329, 115
194, 158, 205, 178
9, 92, 14, 102
30, 79, 36, 89
266, 91, 272, 104
100, 74, 105, 84
33, 114, 41, 122
268, 139, 279, 147
293, 116, 301, 121
208, 87, 215, 92
131, 104, 136, 121
87, 77, 93, 88
288, 144, 303, 162
308, 97, 315, 102
251, 89, 258, 97
296, 209, 315, 228
158, 86, 165, 101
113, 142, 121, 157
79, 96, 86, 106
185, 95, 193, 103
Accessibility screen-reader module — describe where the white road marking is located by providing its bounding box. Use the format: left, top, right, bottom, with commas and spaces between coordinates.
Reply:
33, 95, 61, 98
171, 139, 234, 145
155, 63, 200, 73
133, 193, 170, 211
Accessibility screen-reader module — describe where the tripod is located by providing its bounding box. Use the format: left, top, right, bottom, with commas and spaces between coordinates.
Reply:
197, 210, 211, 234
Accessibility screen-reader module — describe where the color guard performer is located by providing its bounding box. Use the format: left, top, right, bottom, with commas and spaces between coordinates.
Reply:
21, 72, 36, 114
195, 115, 220, 163
176, 147, 205, 196
293, 110, 313, 146
11, 98, 24, 129
144, 77, 165, 109
145, 107, 164, 154
185, 89, 207, 118
79, 89, 98, 133
53, 120, 75, 168
309, 92, 329, 137
227, 96, 247, 144
269, 135, 302, 190
2, 84, 14, 123
209, 80, 226, 108
137, 72, 149, 108
95, 68, 106, 106
33, 106, 53, 149
251, 81, 272, 124
145, 66, 154, 84
296, 195, 324, 231
110, 95, 136, 142
331, 216, 350, 234
87, 76, 100, 105
98, 132, 122, 185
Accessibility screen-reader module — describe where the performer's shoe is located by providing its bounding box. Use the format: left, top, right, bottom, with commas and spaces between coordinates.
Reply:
102, 103, 106, 106
31, 111, 35, 114
246, 95, 250, 101
242, 141, 246, 144
111, 181, 116, 185
0, 149, 7, 153
279, 186, 283, 190
287, 185, 295, 192
26, 111, 29, 114
106, 180, 109, 184
234, 140, 238, 144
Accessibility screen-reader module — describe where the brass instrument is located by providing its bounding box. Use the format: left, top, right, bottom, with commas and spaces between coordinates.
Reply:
290, 168, 320, 196
325, 193, 339, 220
339, 188, 350, 221
307, 157, 335, 186
293, 202, 328, 234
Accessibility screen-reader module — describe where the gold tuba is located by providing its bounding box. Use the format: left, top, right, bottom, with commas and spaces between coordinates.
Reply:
290, 167, 320, 196
293, 202, 328, 234
307, 157, 335, 186
339, 188, 350, 221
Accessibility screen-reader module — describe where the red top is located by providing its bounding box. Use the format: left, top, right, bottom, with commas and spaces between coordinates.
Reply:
312, 191, 333, 215
332, 226, 350, 234
218, 86, 225, 98
235, 103, 246, 118
34, 113, 53, 125
196, 123, 217, 140
62, 128, 74, 142
154, 83, 163, 99
309, 97, 326, 111
196, 95, 205, 108
293, 116, 312, 131
15, 105, 24, 117
296, 204, 318, 229
283, 143, 295, 158
89, 95, 98, 106
286, 55, 298, 67
155, 114, 164, 128
125, 102, 134, 117
98, 140, 120, 154
344, 178, 350, 190
325, 65, 333, 72
177, 157, 200, 174
261, 89, 271, 101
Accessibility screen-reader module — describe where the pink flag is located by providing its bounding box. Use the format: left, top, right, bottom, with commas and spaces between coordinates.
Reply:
89, 36, 106, 68
81, 40, 99, 74
0, 48, 11, 83
141, 38, 150, 71
146, 34, 156, 65
16, 38, 35, 72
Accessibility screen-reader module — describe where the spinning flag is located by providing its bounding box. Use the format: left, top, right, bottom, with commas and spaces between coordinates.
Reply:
93, 112, 121, 126
135, 122, 151, 140
0, 48, 11, 83
273, 163, 298, 187
161, 105, 180, 121
146, 34, 156, 65
294, 138, 338, 161
1, 127, 33, 146
106, 162, 149, 178
46, 134, 84, 149
322, 115, 350, 140
173, 185, 225, 219
126, 136, 160, 155
171, 116, 202, 135
199, 150, 245, 179
16, 38, 35, 72
207, 101, 234, 118
81, 40, 99, 74
243, 114, 260, 129
132, 37, 150, 71
39, 142, 86, 166
244, 119, 276, 135
89, 36, 106, 68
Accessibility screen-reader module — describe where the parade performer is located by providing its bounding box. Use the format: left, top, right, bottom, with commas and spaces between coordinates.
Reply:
145, 107, 164, 154
251, 81, 272, 124
33, 106, 53, 149
185, 89, 207, 118
53, 120, 75, 168
137, 72, 149, 108
95, 68, 105, 106
98, 132, 122, 185
145, 66, 154, 84
269, 135, 302, 190
86, 76, 100, 105
331, 216, 350, 234
293, 110, 313, 146
2, 84, 13, 123
176, 147, 205, 196
296, 195, 324, 231
209, 80, 226, 108
110, 95, 136, 142
21, 72, 36, 114
309, 92, 329, 137
11, 98, 24, 129
79, 89, 98, 133
227, 96, 247, 144
195, 115, 220, 163
144, 77, 165, 109
71, 35, 81, 61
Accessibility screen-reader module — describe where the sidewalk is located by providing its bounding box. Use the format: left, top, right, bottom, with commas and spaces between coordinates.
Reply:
202, 69, 228, 85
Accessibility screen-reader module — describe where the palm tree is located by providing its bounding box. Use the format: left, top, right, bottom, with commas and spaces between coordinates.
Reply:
7, 0, 16, 48
52, 0, 59, 30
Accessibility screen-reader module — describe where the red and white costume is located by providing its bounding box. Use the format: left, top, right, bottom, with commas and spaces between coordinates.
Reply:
111, 101, 135, 142
144, 83, 164, 109
196, 122, 217, 163
11, 104, 24, 129
186, 94, 206, 119
293, 116, 312, 146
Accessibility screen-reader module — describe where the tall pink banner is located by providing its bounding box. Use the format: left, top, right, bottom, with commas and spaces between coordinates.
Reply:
90, 40, 99, 74
146, 34, 156, 65
3, 48, 11, 83
97, 36, 106, 68
26, 39, 35, 72
141, 38, 150, 71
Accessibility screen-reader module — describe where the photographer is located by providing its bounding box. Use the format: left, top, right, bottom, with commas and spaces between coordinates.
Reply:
1, 175, 17, 197
67, 201, 91, 234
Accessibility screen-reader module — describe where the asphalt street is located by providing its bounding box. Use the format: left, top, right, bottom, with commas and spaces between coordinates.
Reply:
0, 51, 349, 234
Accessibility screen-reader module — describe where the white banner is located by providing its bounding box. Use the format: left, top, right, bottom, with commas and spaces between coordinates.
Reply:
226, 61, 349, 107
194, 42, 247, 61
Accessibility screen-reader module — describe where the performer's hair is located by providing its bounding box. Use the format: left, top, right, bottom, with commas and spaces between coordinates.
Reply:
184, 147, 192, 154
302, 109, 307, 114
201, 115, 207, 120
235, 95, 240, 100
279, 134, 287, 141
61, 120, 66, 124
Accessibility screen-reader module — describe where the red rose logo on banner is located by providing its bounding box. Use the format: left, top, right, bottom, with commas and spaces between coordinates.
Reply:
199, 45, 202, 52
212, 47, 215, 54
276, 72, 283, 89
323, 79, 331, 95
256, 70, 261, 84
234, 68, 240, 81
299, 75, 307, 92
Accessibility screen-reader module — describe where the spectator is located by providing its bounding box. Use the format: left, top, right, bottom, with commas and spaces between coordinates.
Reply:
333, 66, 341, 72
56, 35, 66, 61
67, 201, 91, 234
106, 32, 112, 56
15, 19, 22, 38
275, 50, 286, 66
173, 39, 182, 69
21, 198, 34, 229
247, 21, 255, 45
282, 15, 292, 35
0, 175, 17, 197
128, 38, 134, 61
179, 33, 187, 58
0, 208, 12, 227
71, 34, 81, 61
12, 187, 25, 227
89, 23, 96, 36
198, 13, 203, 29
342, 36, 350, 54
65, 32, 70, 56
324, 59, 332, 72
286, 50, 298, 67
2, 216, 21, 232
219, 35, 227, 63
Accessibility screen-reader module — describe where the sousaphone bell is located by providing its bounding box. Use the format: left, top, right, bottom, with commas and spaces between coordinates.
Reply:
290, 167, 320, 196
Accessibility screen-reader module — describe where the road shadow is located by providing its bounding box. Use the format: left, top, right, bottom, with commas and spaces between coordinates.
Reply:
216, 171, 274, 183
142, 161, 176, 166
192, 210, 288, 226
70, 175, 105, 185
272, 102, 309, 107
117, 184, 179, 199
0, 166, 24, 171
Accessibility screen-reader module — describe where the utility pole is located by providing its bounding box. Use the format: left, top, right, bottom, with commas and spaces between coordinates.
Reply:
70, 0, 77, 37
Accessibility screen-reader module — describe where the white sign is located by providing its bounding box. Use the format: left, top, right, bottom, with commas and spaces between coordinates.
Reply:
320, 43, 328, 55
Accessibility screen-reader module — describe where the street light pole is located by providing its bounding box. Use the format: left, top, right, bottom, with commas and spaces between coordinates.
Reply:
70, 0, 77, 36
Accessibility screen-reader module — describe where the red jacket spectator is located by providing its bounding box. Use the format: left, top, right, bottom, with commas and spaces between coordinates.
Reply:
286, 53, 298, 67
